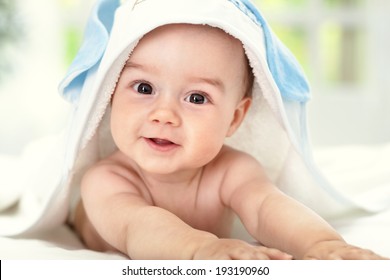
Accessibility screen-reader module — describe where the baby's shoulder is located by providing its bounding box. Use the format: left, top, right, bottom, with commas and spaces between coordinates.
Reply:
81, 150, 149, 197
206, 145, 265, 184
209, 146, 270, 201
214, 145, 261, 169
84, 150, 141, 184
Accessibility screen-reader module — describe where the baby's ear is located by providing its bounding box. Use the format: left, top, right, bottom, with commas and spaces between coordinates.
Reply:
226, 97, 252, 137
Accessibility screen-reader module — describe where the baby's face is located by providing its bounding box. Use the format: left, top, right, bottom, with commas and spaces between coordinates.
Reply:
111, 24, 250, 175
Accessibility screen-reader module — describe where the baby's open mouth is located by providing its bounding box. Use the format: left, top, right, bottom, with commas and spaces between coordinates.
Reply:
150, 138, 175, 146
144, 137, 179, 151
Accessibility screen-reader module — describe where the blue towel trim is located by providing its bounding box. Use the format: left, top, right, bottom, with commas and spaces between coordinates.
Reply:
228, 0, 310, 102
59, 0, 120, 104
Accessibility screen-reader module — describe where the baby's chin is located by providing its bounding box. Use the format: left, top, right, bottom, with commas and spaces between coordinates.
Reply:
136, 160, 206, 178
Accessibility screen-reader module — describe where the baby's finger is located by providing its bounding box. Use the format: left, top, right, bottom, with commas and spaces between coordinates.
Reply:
337, 249, 388, 260
227, 246, 271, 260
230, 251, 270, 260
256, 246, 293, 260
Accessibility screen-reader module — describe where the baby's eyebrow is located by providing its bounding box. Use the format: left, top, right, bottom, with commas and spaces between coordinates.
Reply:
124, 61, 143, 69
124, 60, 159, 75
190, 77, 225, 92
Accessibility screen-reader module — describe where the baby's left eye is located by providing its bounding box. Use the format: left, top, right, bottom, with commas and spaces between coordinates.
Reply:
185, 93, 209, 105
132, 82, 153, 95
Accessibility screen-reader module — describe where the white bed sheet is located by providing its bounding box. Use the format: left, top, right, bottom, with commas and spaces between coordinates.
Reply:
312, 143, 390, 257
0, 226, 126, 260
1, 143, 389, 259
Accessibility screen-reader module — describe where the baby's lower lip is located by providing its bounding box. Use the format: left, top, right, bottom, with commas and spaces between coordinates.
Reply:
144, 137, 179, 152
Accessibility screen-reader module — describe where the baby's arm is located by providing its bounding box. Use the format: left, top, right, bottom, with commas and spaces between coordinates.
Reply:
80, 162, 211, 259
78, 161, 290, 259
221, 151, 387, 260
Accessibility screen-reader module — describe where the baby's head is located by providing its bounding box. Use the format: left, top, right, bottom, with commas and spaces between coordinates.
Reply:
110, 24, 253, 174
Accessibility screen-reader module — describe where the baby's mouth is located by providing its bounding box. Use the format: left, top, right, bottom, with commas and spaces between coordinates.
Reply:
144, 137, 179, 151
150, 138, 175, 146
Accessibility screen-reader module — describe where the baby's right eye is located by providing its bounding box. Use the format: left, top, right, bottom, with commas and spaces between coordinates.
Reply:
132, 82, 153, 94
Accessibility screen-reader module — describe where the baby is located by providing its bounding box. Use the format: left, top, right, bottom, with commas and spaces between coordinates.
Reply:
73, 23, 385, 260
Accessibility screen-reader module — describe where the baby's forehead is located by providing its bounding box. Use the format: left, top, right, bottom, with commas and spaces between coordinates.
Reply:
129, 23, 248, 71
127, 23, 252, 95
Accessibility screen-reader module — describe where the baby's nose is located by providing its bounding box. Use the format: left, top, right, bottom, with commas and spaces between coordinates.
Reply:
148, 98, 181, 126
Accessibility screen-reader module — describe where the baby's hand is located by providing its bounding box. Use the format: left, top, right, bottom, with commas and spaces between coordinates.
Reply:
193, 238, 292, 260
303, 240, 388, 260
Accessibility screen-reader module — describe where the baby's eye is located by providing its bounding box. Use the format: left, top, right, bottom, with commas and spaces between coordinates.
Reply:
133, 82, 153, 94
185, 93, 209, 105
